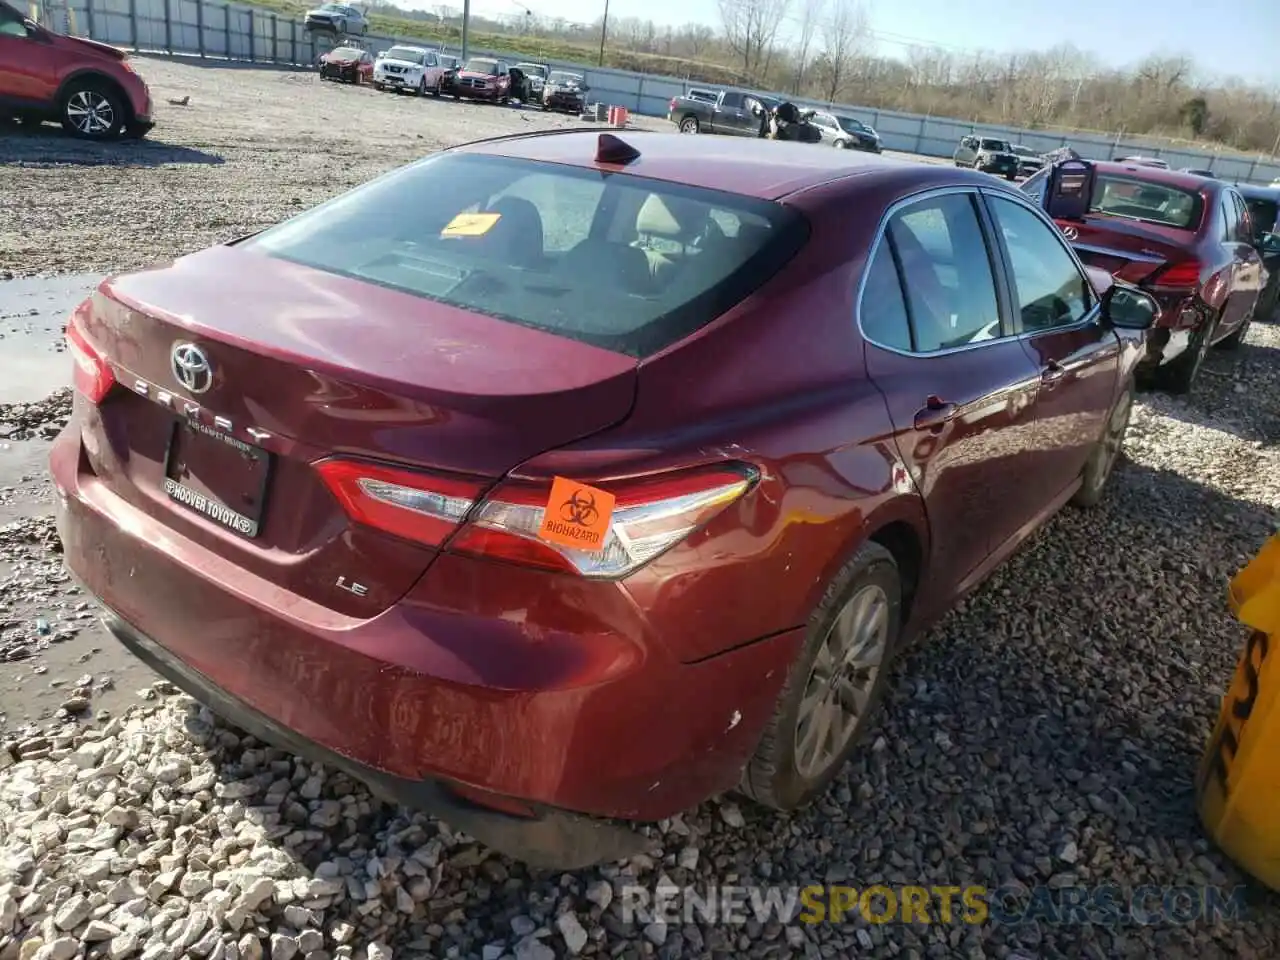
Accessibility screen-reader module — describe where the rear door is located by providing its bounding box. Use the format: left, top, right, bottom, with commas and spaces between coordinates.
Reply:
860, 188, 1045, 604
983, 190, 1119, 492
712, 92, 746, 135
1223, 189, 1264, 333
0, 4, 54, 107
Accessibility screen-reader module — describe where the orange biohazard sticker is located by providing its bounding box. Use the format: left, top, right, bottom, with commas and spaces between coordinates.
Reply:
538, 476, 616, 553
441, 212, 501, 237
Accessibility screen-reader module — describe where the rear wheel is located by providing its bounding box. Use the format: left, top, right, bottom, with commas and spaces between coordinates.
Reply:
374, 82, 384, 91
739, 542, 901, 812
1072, 384, 1133, 508
679, 115, 699, 134
59, 80, 125, 140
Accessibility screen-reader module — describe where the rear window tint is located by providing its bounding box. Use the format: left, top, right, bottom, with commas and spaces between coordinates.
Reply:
1090, 175, 1204, 230
242, 153, 807, 358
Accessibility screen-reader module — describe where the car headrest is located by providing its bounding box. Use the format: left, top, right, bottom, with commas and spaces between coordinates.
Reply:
636, 194, 707, 239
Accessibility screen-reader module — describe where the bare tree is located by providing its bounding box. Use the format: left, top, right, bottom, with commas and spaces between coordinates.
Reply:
718, 0, 792, 80
815, 0, 868, 103
791, 0, 824, 94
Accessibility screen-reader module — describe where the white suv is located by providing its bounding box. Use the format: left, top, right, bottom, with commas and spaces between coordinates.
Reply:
373, 45, 446, 96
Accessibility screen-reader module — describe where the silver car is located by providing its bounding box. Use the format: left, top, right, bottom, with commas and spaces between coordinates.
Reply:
304, 3, 367, 35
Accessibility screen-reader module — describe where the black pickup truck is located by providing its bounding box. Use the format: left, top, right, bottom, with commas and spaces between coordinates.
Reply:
667, 90, 778, 136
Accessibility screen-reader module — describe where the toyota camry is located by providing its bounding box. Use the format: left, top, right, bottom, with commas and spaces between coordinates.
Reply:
51, 130, 1158, 868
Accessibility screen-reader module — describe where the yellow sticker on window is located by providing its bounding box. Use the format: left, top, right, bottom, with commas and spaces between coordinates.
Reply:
442, 212, 501, 237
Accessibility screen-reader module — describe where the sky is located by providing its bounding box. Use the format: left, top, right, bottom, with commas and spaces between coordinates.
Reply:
423, 0, 1280, 89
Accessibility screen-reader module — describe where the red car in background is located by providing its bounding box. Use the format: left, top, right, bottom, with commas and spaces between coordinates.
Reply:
1023, 160, 1264, 393
450, 56, 511, 103
0, 0, 153, 139
318, 43, 374, 84
51, 133, 1160, 868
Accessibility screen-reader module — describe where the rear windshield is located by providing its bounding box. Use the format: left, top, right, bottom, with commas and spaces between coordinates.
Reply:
241, 153, 807, 358
385, 47, 425, 64
1090, 175, 1204, 229
980, 139, 1010, 151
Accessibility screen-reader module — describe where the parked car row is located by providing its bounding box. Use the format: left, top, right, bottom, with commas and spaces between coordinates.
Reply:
666, 89, 883, 152
317, 41, 588, 112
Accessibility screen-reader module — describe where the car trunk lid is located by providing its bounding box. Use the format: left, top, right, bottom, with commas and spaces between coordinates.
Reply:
1056, 213, 1195, 286
79, 245, 637, 616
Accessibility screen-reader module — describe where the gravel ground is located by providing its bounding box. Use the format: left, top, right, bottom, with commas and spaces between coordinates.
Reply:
2, 55, 1280, 960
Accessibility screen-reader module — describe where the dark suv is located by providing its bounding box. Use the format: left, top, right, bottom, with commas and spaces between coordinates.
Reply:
954, 135, 1019, 180
0, 0, 153, 139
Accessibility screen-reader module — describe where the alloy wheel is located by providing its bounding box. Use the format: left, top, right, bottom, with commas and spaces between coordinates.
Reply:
65, 90, 115, 137
793, 584, 889, 779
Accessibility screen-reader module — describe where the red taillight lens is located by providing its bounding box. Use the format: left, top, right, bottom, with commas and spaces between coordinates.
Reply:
1149, 260, 1203, 290
452, 465, 756, 579
317, 459, 757, 579
65, 303, 116, 405
314, 459, 483, 548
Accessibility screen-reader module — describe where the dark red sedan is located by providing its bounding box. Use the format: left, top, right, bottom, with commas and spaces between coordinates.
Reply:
51, 132, 1158, 868
1022, 160, 1264, 393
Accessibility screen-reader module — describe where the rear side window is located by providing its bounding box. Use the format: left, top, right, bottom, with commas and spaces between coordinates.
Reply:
243, 153, 807, 358
860, 193, 1003, 353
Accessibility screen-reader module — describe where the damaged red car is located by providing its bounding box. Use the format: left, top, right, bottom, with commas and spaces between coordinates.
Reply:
1022, 160, 1265, 393
52, 132, 1158, 868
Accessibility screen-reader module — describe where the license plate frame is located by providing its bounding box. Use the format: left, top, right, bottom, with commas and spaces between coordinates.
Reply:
162, 417, 273, 539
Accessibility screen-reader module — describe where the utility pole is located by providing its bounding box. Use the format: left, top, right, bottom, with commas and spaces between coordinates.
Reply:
597, 0, 608, 66
461, 0, 470, 61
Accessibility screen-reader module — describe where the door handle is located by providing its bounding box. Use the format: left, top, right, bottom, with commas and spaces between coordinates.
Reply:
913, 396, 957, 432
1041, 360, 1067, 384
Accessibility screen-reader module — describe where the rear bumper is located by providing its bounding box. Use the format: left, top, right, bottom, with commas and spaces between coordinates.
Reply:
99, 606, 645, 868
50, 408, 800, 859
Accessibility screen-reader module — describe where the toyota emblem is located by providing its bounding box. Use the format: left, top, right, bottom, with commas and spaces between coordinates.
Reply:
1062, 225, 1079, 241
171, 343, 213, 394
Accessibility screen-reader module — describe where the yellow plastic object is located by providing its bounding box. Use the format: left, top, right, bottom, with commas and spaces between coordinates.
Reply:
1196, 533, 1280, 891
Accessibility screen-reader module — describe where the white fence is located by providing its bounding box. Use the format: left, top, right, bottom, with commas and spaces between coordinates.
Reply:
59, 0, 1280, 185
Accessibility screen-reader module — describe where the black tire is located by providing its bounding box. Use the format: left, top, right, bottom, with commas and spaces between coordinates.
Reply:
59, 79, 125, 140
833, 138, 847, 150
1072, 384, 1133, 508
1156, 316, 1215, 395
374, 82, 384, 91
679, 115, 699, 134
738, 541, 902, 812
453, 92, 460, 100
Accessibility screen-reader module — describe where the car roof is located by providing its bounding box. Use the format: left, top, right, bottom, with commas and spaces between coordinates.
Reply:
455, 130, 994, 200
1091, 160, 1218, 191
1236, 183, 1280, 200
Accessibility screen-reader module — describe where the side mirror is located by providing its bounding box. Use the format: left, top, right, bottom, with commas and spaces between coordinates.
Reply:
23, 19, 49, 40
1101, 283, 1159, 331
1044, 159, 1095, 221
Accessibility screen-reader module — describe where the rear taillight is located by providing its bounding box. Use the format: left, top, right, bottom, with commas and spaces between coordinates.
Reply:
452, 466, 755, 578
1149, 260, 1203, 290
315, 459, 756, 579
65, 302, 116, 404
314, 459, 482, 548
